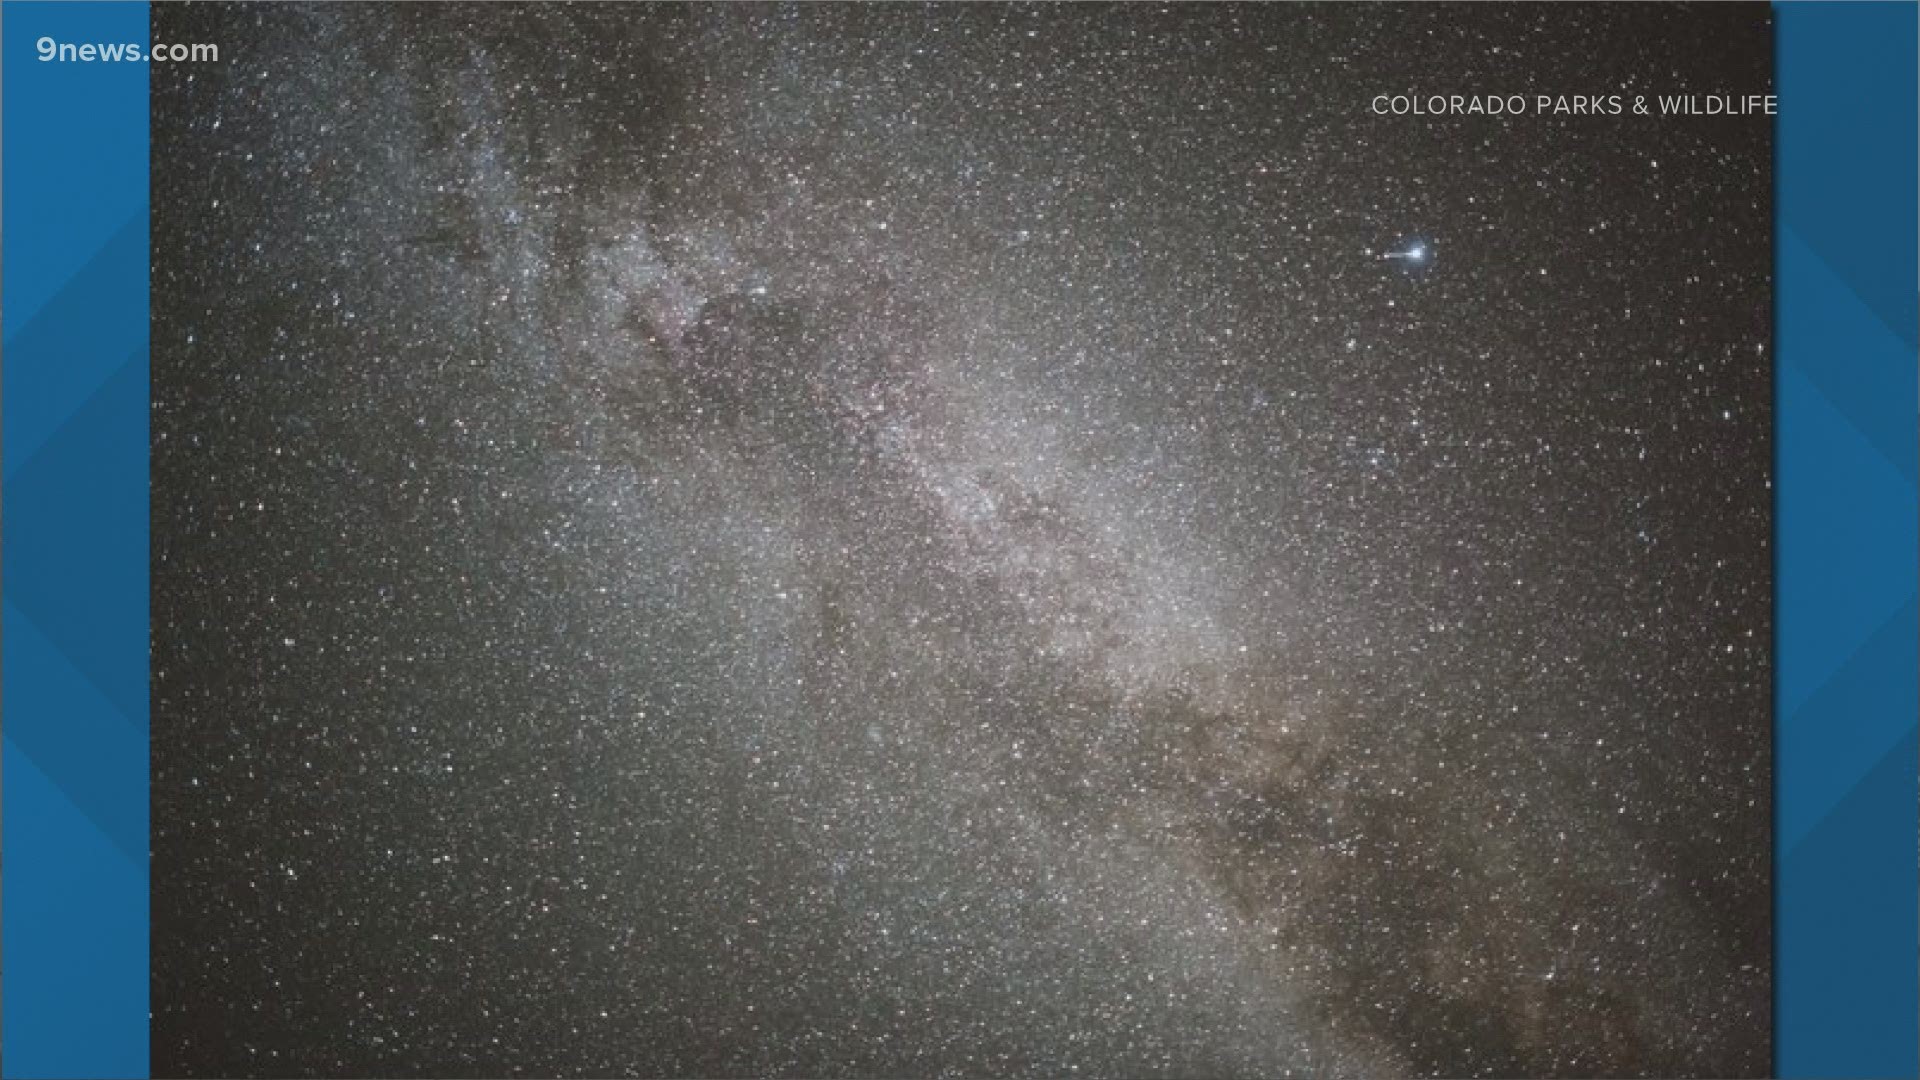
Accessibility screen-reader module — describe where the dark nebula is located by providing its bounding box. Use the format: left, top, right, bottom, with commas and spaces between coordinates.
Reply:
152, 4, 1772, 1077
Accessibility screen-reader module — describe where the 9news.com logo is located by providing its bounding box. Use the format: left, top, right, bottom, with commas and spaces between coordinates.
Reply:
36, 36, 218, 63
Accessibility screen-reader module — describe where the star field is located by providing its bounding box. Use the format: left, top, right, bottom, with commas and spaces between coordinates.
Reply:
152, 4, 1772, 1077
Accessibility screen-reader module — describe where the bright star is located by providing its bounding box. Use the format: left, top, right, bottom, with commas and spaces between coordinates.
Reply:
1382, 241, 1431, 264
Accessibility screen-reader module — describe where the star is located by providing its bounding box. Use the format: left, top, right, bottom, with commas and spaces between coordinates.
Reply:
1383, 240, 1432, 264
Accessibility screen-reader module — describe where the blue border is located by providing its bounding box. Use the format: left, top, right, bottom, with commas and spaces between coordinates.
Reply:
1776, 3, 1920, 1078
1, 3, 151, 1077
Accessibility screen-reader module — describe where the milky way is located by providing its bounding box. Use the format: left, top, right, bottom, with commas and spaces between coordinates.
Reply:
152, 5, 1772, 1077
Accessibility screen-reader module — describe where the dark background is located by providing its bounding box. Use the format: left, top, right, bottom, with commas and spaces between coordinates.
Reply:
152, 4, 1772, 1077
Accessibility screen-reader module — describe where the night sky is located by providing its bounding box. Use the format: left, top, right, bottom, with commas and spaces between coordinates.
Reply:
152, 5, 1772, 1077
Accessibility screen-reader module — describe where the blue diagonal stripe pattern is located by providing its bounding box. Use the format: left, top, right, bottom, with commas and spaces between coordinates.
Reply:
3, 217, 152, 480
1, 3, 152, 1077
1774, 4, 1919, 1078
